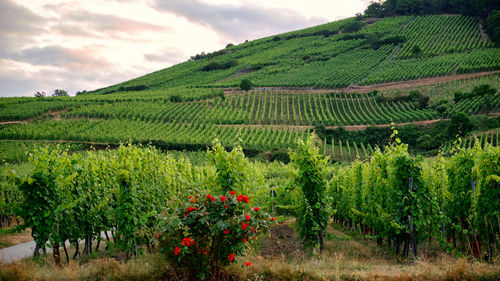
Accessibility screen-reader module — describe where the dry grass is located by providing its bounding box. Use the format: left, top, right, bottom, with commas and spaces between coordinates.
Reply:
1, 223, 499, 281
0, 228, 32, 249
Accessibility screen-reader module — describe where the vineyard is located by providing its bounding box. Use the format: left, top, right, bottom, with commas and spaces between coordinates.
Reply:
80, 15, 499, 92
1, 9, 500, 280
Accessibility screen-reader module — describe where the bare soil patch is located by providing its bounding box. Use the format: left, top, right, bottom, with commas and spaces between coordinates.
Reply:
0, 228, 32, 249
259, 223, 302, 258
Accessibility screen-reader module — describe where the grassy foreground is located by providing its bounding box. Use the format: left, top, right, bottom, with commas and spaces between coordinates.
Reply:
1, 222, 499, 281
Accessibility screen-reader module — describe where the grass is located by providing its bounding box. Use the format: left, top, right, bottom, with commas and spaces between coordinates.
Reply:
1, 222, 499, 280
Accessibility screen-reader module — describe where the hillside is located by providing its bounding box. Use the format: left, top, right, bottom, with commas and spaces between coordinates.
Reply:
90, 15, 500, 94
1, 14, 500, 162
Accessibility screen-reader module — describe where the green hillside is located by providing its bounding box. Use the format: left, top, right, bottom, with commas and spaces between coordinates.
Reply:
91, 15, 499, 93
1, 14, 500, 161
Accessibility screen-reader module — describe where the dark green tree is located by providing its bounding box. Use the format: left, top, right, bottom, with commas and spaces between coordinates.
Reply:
239, 79, 252, 91
52, 89, 68, 97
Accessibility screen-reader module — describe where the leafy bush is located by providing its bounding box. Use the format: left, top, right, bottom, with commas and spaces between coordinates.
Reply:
240, 79, 252, 91
201, 60, 237, 71
158, 191, 274, 279
290, 134, 330, 250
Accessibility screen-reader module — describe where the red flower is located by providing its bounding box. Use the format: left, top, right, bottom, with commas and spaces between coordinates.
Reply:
241, 223, 248, 230
250, 227, 255, 233
155, 232, 161, 240
224, 205, 228, 208
271, 217, 276, 221
220, 195, 226, 202
237, 194, 243, 202
245, 261, 251, 267
242, 196, 249, 204
228, 253, 234, 261
230, 191, 236, 196
211, 197, 216, 202
203, 251, 208, 255
253, 207, 260, 211
243, 237, 248, 243
189, 196, 197, 203
224, 229, 230, 235
206, 194, 212, 199
245, 215, 251, 221
174, 247, 180, 255
251, 237, 255, 240
203, 212, 207, 215
181, 237, 194, 247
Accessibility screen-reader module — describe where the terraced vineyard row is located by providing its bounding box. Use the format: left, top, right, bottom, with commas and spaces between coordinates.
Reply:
0, 120, 308, 151
65, 91, 437, 126
395, 15, 492, 58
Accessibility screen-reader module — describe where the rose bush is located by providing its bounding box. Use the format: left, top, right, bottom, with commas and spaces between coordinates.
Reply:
158, 191, 274, 279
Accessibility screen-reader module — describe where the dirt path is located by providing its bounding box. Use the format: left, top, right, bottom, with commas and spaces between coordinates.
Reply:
219, 119, 447, 131
0, 109, 67, 125
223, 70, 500, 95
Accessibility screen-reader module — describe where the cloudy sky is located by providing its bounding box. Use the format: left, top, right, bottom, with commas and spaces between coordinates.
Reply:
0, 0, 371, 97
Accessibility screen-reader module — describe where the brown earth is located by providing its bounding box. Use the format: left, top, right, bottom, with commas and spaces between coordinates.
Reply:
259, 223, 302, 258
0, 109, 67, 125
0, 228, 32, 249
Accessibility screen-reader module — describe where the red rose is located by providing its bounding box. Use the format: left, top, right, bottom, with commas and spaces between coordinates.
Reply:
228, 253, 234, 261
189, 196, 197, 203
206, 194, 212, 199
241, 223, 248, 230
230, 191, 236, 196
253, 207, 260, 211
224, 205, 228, 208
210, 197, 216, 202
174, 247, 180, 255
271, 217, 276, 221
237, 194, 243, 202
245, 261, 251, 267
181, 237, 194, 247
243, 237, 248, 243
220, 195, 226, 202
250, 227, 255, 233
242, 196, 249, 204
224, 229, 230, 235
203, 251, 208, 255
203, 212, 207, 215
245, 215, 251, 221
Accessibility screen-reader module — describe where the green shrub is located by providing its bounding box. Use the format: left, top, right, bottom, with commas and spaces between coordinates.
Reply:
158, 191, 274, 279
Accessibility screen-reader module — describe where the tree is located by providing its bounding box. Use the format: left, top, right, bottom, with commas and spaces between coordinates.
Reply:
52, 89, 68, 97
411, 45, 422, 56
447, 112, 475, 137
240, 79, 252, 91
34, 91, 46, 98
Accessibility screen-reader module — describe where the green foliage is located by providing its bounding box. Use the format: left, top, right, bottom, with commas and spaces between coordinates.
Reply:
448, 112, 474, 137
208, 139, 250, 193
158, 191, 273, 279
290, 134, 330, 249
52, 89, 68, 97
239, 79, 252, 91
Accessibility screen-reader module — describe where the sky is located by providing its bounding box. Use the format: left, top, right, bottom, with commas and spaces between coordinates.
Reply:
0, 0, 372, 97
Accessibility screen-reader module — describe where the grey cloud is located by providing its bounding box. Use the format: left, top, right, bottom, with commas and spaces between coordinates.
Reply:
0, 0, 45, 35
43, 4, 169, 38
0, 0, 47, 54
153, 0, 326, 41
12, 45, 109, 69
